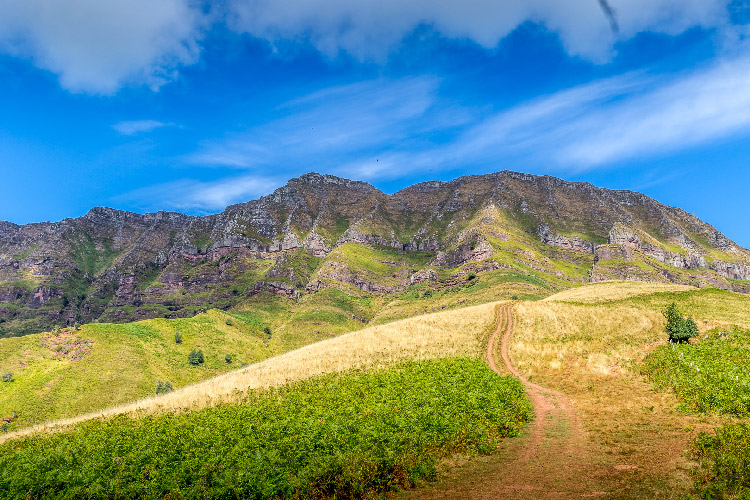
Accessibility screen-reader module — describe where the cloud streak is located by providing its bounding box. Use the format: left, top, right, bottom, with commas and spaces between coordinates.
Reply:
116, 175, 283, 213
112, 120, 176, 136
184, 55, 750, 185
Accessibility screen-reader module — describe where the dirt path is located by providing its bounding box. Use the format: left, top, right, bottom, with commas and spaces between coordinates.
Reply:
400, 303, 606, 499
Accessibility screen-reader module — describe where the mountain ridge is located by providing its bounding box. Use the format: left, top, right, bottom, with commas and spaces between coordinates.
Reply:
1, 169, 748, 337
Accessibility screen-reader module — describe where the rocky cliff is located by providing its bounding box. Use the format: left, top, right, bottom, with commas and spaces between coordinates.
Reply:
1, 170, 748, 337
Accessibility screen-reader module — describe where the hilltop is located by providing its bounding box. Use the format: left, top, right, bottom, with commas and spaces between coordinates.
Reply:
1, 170, 748, 337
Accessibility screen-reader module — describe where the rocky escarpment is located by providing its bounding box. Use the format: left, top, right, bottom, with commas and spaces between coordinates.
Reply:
538, 222, 747, 282
1, 170, 748, 337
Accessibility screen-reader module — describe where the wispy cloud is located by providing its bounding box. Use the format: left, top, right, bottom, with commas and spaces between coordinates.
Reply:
449, 56, 750, 170
112, 120, 176, 136
124, 54, 750, 213
186, 76, 453, 170
186, 55, 750, 182
116, 175, 284, 213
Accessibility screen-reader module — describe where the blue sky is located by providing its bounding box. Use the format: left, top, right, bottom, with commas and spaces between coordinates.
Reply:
0, 0, 749, 247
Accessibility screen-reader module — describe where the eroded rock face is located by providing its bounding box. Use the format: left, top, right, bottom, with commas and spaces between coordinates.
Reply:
538, 224, 596, 253
712, 261, 750, 280
594, 245, 633, 262
431, 237, 494, 267
112, 274, 139, 307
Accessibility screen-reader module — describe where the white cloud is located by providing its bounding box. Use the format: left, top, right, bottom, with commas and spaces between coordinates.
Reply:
112, 120, 176, 135
0, 0, 736, 93
0, 0, 204, 94
228, 0, 729, 62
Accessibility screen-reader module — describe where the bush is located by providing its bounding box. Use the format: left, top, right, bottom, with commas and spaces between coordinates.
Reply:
225, 354, 233, 364
2, 373, 13, 383
694, 423, 750, 498
155, 381, 174, 395
663, 302, 699, 343
263, 326, 272, 337
188, 349, 204, 366
467, 272, 476, 281
174, 332, 182, 344
225, 318, 233, 326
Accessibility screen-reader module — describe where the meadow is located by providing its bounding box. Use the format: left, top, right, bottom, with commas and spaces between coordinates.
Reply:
1, 301, 498, 441
0, 359, 532, 500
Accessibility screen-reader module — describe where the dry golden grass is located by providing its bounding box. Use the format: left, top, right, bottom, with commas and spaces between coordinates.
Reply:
1, 301, 499, 443
508, 290, 750, 498
543, 280, 695, 304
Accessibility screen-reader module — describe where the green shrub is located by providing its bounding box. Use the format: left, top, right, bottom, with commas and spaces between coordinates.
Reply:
467, 272, 476, 281
225, 354, 233, 364
174, 332, 182, 344
155, 381, 174, 395
263, 326, 272, 337
1, 372, 13, 383
0, 359, 531, 499
188, 349, 204, 365
225, 318, 233, 326
663, 302, 699, 343
694, 423, 750, 498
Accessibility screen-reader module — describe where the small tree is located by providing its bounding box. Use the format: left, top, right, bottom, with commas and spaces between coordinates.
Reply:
663, 302, 699, 343
155, 381, 174, 395
2, 372, 13, 383
174, 332, 182, 344
263, 326, 272, 338
188, 349, 204, 365
225, 354, 233, 364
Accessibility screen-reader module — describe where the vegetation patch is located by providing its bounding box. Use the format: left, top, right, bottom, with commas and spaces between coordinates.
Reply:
693, 423, 750, 499
643, 328, 750, 416
0, 358, 531, 499
38, 331, 94, 361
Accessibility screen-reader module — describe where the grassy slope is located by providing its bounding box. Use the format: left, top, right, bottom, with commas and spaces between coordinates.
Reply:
1, 300, 499, 441
0, 310, 271, 430
0, 359, 532, 500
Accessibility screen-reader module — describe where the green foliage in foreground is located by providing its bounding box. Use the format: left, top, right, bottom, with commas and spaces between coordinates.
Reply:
694, 423, 750, 499
643, 328, 750, 416
0, 359, 531, 500
663, 302, 699, 343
